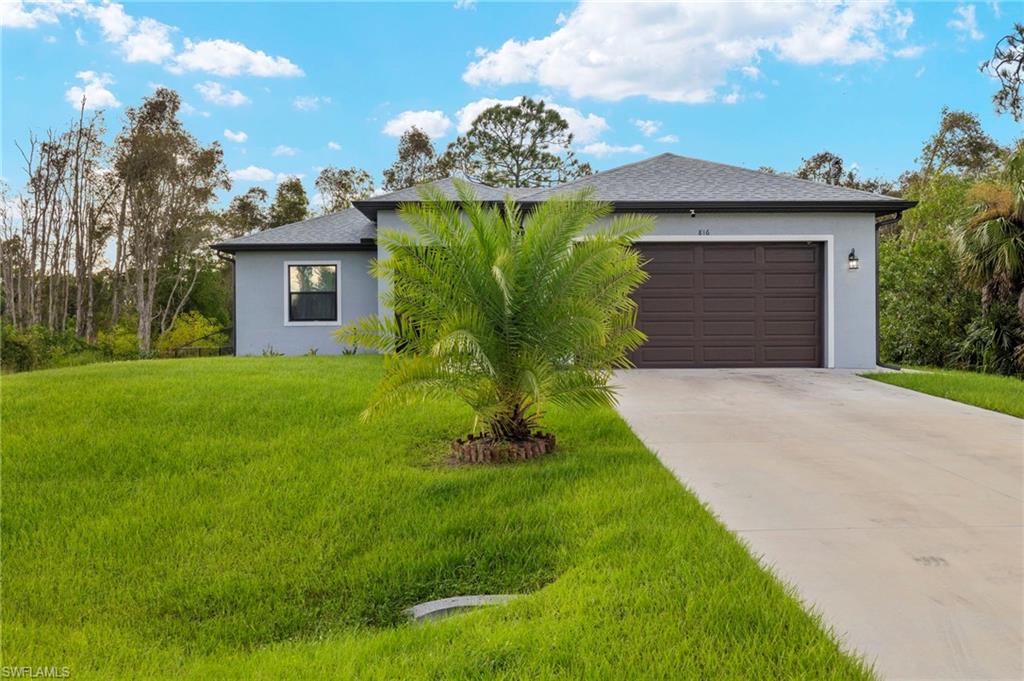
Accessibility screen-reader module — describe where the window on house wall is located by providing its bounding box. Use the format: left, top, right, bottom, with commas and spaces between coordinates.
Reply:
288, 264, 338, 322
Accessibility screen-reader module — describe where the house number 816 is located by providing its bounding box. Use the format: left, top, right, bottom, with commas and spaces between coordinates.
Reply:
697, 229, 711, 236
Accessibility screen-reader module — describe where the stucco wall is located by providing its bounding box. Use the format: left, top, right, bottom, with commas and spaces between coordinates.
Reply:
234, 249, 377, 356
375, 209, 878, 369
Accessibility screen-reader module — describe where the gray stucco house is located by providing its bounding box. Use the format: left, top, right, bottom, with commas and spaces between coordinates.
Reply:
212, 153, 914, 369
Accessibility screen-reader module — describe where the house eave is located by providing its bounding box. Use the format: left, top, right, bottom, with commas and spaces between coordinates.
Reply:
354, 199, 918, 220
210, 241, 376, 254
558, 200, 920, 216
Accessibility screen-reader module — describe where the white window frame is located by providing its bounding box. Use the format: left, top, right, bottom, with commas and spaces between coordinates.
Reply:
283, 260, 342, 326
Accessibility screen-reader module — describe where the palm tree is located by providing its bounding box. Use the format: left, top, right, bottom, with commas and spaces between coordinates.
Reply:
954, 141, 1024, 372
337, 180, 652, 444
955, 141, 1024, 315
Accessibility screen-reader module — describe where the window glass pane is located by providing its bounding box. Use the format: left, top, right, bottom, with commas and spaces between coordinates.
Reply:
289, 265, 336, 293
290, 292, 336, 322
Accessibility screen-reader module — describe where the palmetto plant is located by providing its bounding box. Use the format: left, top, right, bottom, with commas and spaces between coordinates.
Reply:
336, 180, 652, 442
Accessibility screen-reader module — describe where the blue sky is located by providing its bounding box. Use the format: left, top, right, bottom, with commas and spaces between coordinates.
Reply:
2, 1, 1020, 207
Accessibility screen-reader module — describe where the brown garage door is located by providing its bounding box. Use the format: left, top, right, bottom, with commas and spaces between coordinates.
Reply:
630, 242, 824, 368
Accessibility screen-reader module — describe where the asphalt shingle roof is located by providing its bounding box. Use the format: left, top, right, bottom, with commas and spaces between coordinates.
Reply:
212, 154, 915, 252
363, 177, 536, 203
211, 207, 375, 252
523, 153, 911, 206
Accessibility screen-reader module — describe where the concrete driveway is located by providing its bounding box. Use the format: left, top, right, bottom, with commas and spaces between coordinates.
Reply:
614, 369, 1023, 680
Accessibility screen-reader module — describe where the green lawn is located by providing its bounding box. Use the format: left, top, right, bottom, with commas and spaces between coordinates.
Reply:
865, 368, 1024, 419
3, 357, 872, 679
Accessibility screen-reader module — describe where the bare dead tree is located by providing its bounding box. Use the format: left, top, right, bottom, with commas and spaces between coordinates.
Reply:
1, 104, 115, 337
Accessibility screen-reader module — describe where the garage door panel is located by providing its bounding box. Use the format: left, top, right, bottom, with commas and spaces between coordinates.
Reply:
703, 272, 755, 289
644, 273, 694, 288
703, 297, 757, 313
631, 242, 823, 368
703, 320, 756, 337
764, 296, 818, 313
641, 245, 695, 263
764, 246, 818, 263
764, 272, 817, 289
639, 347, 696, 364
763, 346, 818, 362
765, 320, 818, 336
641, 297, 695, 313
641, 320, 695, 338
702, 246, 756, 263
702, 346, 757, 363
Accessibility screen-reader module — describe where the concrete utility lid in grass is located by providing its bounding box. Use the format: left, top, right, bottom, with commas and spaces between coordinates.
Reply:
405, 595, 520, 622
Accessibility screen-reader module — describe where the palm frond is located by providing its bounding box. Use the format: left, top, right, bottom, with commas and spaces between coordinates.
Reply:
349, 181, 654, 439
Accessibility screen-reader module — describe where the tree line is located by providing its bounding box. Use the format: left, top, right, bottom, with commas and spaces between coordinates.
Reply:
222, 96, 594, 235
2, 88, 230, 362
0, 91, 595, 370
1, 23, 1021, 373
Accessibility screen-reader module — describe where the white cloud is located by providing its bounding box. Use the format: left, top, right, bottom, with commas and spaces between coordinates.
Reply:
383, 110, 453, 138
454, 0, 476, 8
464, 2, 915, 103
170, 38, 304, 77
633, 119, 661, 137
657, 134, 679, 144
224, 129, 248, 143
6, 2, 303, 81
195, 81, 250, 107
79, 2, 173, 63
989, 1, 1002, 19
0, 1, 63, 29
455, 97, 512, 132
44, 35, 57, 44
894, 45, 925, 58
293, 95, 330, 111
547, 103, 608, 143
64, 71, 121, 111
581, 142, 645, 157
327, 141, 342, 151
230, 166, 276, 182
741, 65, 761, 79
948, 5, 983, 41
272, 144, 298, 157
229, 167, 305, 183
181, 102, 210, 118
722, 89, 742, 104
87, 2, 134, 42
455, 96, 608, 142
119, 17, 175, 63
915, 66, 927, 79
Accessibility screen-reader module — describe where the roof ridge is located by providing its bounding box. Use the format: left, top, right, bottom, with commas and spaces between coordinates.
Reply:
364, 175, 537, 201
526, 152, 901, 201
531, 152, 676, 195
661, 153, 902, 201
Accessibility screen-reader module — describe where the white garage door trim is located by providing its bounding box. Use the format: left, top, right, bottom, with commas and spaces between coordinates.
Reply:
634, 235, 835, 368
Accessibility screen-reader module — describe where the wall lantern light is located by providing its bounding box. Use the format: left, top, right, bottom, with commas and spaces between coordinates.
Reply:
847, 248, 860, 270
